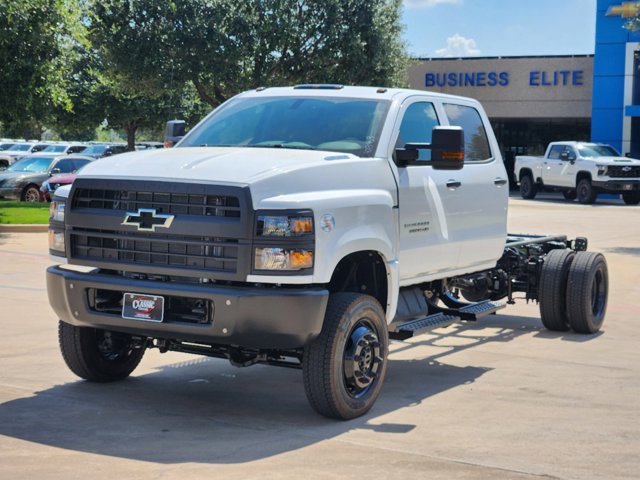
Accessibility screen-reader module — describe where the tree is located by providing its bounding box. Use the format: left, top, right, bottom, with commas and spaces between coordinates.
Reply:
0, 0, 85, 138
90, 0, 408, 108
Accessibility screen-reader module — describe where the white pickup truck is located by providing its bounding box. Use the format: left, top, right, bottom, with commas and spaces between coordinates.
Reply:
46, 86, 609, 419
515, 141, 640, 204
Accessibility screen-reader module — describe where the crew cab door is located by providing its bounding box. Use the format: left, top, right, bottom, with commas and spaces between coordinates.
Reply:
544, 144, 576, 187
395, 99, 466, 282
441, 101, 508, 272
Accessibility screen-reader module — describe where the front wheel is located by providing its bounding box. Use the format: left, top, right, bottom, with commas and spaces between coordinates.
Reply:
622, 191, 640, 205
519, 175, 537, 199
576, 178, 597, 204
302, 293, 388, 420
58, 321, 146, 382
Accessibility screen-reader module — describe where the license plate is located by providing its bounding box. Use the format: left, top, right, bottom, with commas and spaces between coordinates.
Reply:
623, 184, 633, 190
122, 293, 164, 322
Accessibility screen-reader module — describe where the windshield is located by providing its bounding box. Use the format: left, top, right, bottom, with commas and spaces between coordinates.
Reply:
42, 145, 67, 153
577, 145, 619, 158
81, 145, 107, 155
0, 143, 14, 151
8, 144, 32, 152
180, 96, 391, 157
7, 156, 54, 173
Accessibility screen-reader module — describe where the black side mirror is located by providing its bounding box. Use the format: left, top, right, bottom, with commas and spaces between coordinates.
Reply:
50, 168, 60, 176
395, 126, 464, 170
164, 120, 186, 147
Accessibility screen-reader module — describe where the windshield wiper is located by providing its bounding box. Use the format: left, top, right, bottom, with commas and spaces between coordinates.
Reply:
245, 144, 316, 150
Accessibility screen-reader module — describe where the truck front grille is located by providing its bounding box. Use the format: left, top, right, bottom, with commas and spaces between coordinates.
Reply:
608, 166, 640, 178
66, 179, 253, 280
72, 188, 240, 218
70, 229, 239, 274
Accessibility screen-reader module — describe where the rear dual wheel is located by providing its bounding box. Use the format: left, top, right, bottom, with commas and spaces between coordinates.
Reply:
539, 251, 608, 334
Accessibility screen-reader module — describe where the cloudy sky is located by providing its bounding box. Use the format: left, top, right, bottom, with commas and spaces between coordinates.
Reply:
402, 0, 597, 58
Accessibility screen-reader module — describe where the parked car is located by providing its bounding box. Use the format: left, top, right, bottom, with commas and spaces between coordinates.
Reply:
0, 154, 91, 202
39, 155, 94, 201
0, 142, 51, 170
74, 144, 127, 158
40, 143, 88, 155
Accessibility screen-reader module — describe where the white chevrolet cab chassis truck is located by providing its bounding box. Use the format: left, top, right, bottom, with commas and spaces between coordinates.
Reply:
47, 86, 609, 420
515, 141, 640, 204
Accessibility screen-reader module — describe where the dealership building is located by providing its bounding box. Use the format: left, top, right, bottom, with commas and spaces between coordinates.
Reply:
407, 0, 640, 181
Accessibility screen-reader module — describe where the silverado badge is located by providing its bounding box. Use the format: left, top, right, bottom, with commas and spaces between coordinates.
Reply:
121, 208, 175, 232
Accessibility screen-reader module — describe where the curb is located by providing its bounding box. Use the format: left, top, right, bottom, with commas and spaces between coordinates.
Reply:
0, 224, 48, 233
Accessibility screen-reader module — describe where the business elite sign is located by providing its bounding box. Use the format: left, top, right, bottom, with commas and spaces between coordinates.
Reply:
425, 69, 585, 88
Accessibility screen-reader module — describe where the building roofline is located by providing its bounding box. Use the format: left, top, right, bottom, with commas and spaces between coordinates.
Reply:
414, 54, 594, 61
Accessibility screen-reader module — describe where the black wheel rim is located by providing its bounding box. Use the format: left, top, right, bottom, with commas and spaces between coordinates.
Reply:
97, 331, 135, 363
578, 182, 590, 201
343, 320, 383, 399
590, 268, 606, 318
522, 179, 530, 196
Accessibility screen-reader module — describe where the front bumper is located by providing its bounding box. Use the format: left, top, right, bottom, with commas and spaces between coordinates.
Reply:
593, 180, 640, 192
47, 265, 329, 349
0, 186, 21, 200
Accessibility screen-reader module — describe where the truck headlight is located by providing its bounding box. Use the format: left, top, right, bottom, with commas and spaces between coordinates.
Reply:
48, 198, 66, 256
254, 247, 314, 271
256, 214, 313, 237
596, 164, 608, 176
49, 200, 65, 222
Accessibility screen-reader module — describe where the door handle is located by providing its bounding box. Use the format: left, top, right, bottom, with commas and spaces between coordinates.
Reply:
494, 178, 508, 186
446, 180, 462, 189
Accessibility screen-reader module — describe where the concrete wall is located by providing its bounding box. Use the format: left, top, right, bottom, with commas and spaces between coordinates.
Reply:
407, 56, 593, 119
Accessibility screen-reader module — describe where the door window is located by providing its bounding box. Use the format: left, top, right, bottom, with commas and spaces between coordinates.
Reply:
396, 102, 439, 161
54, 159, 76, 173
443, 104, 492, 161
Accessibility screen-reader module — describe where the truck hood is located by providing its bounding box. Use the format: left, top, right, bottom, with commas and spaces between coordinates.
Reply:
76, 146, 398, 208
592, 156, 640, 165
78, 147, 363, 184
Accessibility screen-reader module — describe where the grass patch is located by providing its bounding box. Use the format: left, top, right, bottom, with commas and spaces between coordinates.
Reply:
0, 201, 49, 224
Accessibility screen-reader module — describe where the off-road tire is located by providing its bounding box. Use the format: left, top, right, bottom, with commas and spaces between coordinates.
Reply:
21, 185, 40, 203
519, 175, 537, 199
539, 249, 575, 331
566, 252, 608, 334
562, 190, 577, 201
576, 178, 597, 204
302, 293, 388, 420
58, 321, 146, 382
622, 191, 640, 205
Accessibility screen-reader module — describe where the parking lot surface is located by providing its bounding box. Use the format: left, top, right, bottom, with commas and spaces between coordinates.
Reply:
0, 195, 638, 480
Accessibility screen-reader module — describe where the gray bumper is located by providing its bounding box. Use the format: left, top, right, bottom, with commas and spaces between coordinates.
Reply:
592, 180, 640, 192
0, 186, 21, 200
47, 266, 329, 349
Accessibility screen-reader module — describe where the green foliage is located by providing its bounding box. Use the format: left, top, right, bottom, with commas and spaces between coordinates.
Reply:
0, 0, 86, 138
91, 0, 409, 107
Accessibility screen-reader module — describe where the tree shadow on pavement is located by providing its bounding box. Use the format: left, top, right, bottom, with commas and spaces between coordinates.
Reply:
0, 313, 580, 464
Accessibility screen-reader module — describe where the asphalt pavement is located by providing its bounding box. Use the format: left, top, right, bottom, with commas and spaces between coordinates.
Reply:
0, 194, 638, 479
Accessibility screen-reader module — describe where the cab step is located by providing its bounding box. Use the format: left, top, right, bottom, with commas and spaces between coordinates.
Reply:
390, 313, 460, 340
455, 300, 506, 320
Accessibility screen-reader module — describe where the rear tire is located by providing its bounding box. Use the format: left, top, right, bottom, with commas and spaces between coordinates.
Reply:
58, 321, 146, 382
519, 175, 537, 199
576, 178, 596, 204
566, 252, 608, 334
303, 293, 388, 420
562, 190, 577, 200
539, 249, 575, 331
622, 191, 640, 205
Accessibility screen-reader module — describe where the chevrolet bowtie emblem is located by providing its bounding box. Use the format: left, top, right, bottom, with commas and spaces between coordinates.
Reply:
121, 208, 175, 232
